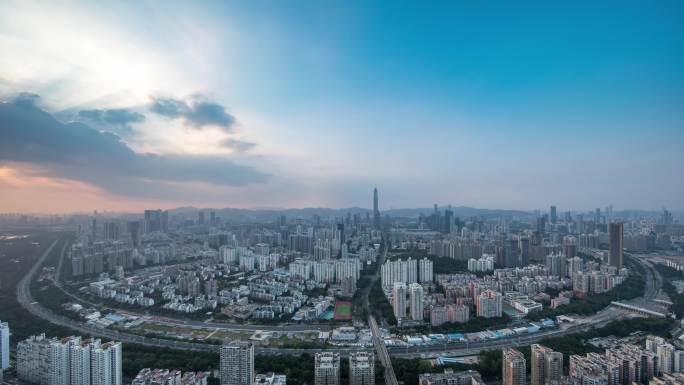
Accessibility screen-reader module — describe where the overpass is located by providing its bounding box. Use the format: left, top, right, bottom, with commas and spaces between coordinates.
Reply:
369, 316, 398, 385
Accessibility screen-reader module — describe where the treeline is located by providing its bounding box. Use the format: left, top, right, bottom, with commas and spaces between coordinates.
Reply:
369, 279, 397, 325
121, 344, 219, 378
656, 265, 684, 318
529, 271, 645, 321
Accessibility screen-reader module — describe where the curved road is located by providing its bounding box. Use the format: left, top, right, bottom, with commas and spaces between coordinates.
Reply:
17, 236, 663, 358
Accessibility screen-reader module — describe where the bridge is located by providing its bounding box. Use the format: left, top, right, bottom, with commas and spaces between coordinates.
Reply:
369, 316, 398, 385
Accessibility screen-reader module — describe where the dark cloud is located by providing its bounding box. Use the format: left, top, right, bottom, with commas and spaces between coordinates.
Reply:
11, 92, 41, 108
78, 108, 145, 128
149, 96, 235, 131
223, 138, 257, 153
0, 96, 269, 199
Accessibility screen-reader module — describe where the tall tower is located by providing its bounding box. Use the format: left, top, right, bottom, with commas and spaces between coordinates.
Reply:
503, 348, 526, 385
373, 188, 380, 229
609, 222, 624, 269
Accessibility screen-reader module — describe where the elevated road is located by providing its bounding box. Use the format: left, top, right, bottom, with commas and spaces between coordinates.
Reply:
369, 316, 398, 385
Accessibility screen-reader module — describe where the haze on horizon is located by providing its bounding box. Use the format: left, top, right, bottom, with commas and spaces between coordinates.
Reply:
0, 1, 682, 213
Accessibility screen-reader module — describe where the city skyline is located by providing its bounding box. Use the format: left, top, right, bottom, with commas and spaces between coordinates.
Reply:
1, 1, 683, 213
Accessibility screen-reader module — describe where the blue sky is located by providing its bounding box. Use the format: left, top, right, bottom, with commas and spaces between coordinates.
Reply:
0, 1, 682, 212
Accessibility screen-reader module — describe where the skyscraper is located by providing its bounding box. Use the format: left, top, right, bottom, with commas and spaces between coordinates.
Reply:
505, 239, 519, 268
220, 341, 254, 385
0, 321, 9, 371
609, 222, 624, 269
315, 352, 340, 385
392, 282, 407, 319
503, 348, 526, 385
373, 188, 380, 229
550, 206, 557, 225
531, 344, 563, 385
349, 352, 374, 385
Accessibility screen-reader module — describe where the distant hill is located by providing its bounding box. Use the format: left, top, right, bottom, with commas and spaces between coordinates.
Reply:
384, 206, 531, 219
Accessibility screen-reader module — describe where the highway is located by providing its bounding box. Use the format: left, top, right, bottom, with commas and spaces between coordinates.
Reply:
16, 236, 665, 359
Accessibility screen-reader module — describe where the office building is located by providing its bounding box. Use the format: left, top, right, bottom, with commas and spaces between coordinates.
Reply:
502, 349, 526, 385
550, 206, 557, 225
505, 239, 519, 268
609, 223, 624, 269
315, 352, 340, 385
531, 344, 563, 385
409, 283, 424, 321
220, 342, 254, 385
373, 188, 381, 230
349, 352, 374, 385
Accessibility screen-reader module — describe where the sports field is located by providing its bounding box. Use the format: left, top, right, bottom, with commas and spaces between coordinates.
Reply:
333, 300, 352, 320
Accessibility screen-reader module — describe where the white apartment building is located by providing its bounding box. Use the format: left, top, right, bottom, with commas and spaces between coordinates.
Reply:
409, 283, 424, 321
220, 341, 254, 385
349, 352, 374, 385
17, 335, 121, 385
381, 258, 417, 288
418, 258, 434, 283
314, 352, 340, 385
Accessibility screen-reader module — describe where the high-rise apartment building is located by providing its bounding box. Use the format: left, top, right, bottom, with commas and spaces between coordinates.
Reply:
219, 341, 254, 385
656, 343, 676, 375
502, 348, 526, 385
476, 290, 502, 318
17, 335, 121, 385
315, 352, 340, 385
419, 258, 433, 283
381, 258, 418, 288
392, 282, 407, 319
0, 321, 9, 371
609, 222, 624, 269
409, 283, 424, 321
349, 352, 374, 385
531, 344, 563, 385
